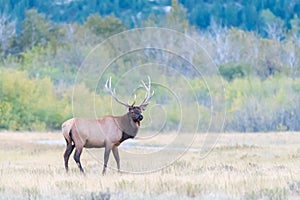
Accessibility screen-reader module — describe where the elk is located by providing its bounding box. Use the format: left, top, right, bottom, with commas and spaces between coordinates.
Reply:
62, 77, 154, 174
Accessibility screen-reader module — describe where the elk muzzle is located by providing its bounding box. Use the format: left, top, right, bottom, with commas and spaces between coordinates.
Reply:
138, 114, 143, 121
134, 114, 143, 127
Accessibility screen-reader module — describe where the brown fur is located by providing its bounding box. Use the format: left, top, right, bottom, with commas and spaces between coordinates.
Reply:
63, 77, 153, 174
62, 109, 142, 174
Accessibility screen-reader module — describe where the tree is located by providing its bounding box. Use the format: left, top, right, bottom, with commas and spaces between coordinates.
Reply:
288, 14, 300, 43
0, 68, 71, 130
189, 3, 210, 29
242, 4, 258, 30
21, 9, 50, 49
259, 9, 285, 40
166, 0, 189, 32
21, 9, 64, 52
84, 14, 125, 38
223, 1, 242, 27
0, 14, 16, 58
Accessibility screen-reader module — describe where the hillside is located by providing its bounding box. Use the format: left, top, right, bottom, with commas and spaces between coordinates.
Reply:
0, 0, 299, 132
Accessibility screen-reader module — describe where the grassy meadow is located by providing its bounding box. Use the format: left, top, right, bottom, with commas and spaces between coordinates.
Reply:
0, 131, 300, 199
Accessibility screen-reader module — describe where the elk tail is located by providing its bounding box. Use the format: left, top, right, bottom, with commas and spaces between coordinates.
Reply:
62, 119, 75, 145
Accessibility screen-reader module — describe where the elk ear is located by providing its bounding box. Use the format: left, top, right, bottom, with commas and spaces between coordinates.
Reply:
128, 106, 134, 111
140, 104, 148, 111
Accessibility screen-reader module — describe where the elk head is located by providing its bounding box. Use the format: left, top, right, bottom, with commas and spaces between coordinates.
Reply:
105, 76, 154, 127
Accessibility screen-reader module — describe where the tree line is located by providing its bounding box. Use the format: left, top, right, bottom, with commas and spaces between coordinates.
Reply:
2, 0, 300, 34
0, 1, 299, 132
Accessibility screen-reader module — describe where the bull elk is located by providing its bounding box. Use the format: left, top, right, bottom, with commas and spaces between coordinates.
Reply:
62, 77, 154, 174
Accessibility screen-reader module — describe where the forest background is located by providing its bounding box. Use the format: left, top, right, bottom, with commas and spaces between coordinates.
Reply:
0, 0, 300, 132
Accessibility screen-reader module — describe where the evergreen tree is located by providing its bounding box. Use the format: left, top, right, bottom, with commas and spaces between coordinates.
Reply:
84, 14, 125, 38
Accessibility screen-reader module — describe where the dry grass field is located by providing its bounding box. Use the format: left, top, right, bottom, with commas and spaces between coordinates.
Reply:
0, 131, 300, 199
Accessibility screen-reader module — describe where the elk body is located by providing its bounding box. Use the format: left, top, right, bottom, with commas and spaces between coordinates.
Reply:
62, 77, 153, 174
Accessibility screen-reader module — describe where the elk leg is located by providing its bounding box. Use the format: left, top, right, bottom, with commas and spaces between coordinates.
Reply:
102, 146, 112, 175
64, 143, 75, 172
74, 147, 84, 173
112, 146, 120, 172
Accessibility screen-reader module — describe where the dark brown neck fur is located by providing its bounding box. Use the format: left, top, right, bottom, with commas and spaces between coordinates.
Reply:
115, 113, 138, 138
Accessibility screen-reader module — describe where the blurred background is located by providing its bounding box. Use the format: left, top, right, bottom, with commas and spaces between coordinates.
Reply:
0, 0, 299, 132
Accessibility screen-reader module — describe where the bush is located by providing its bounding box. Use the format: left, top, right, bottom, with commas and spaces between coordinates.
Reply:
0, 68, 71, 131
225, 76, 300, 132
219, 63, 250, 81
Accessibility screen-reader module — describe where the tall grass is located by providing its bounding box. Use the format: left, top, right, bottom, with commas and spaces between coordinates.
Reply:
0, 132, 299, 199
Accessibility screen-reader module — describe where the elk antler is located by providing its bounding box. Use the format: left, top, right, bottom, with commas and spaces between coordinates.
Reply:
105, 76, 154, 108
105, 77, 131, 107
139, 76, 154, 107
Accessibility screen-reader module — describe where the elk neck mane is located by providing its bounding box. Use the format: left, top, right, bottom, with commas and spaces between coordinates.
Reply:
114, 112, 139, 138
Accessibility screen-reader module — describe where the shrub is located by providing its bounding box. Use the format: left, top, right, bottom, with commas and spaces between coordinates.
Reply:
0, 68, 71, 130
